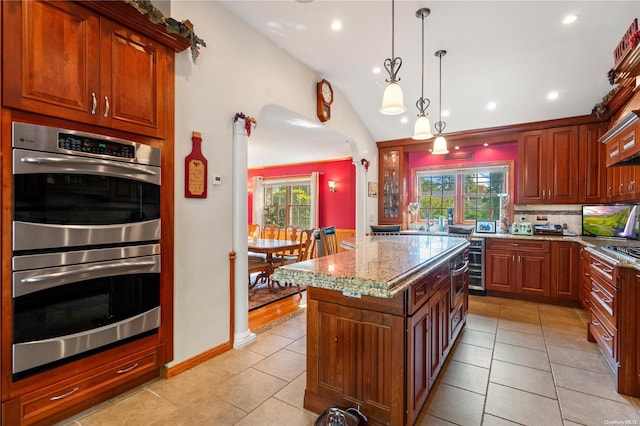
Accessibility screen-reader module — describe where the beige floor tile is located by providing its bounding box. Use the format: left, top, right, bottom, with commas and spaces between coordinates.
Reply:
274, 372, 306, 409
450, 342, 493, 369
459, 328, 496, 349
546, 344, 610, 374
266, 318, 307, 340
424, 383, 485, 425
468, 300, 502, 317
148, 395, 247, 426
439, 359, 490, 395
490, 359, 557, 399
246, 331, 295, 357
495, 328, 546, 351
286, 335, 306, 355
466, 313, 499, 333
493, 342, 550, 371
557, 387, 640, 425
414, 413, 458, 425
551, 363, 629, 403
543, 328, 602, 354
212, 367, 287, 412
497, 318, 543, 336
482, 413, 524, 425
485, 382, 563, 425
253, 348, 306, 382
234, 397, 317, 426
78, 389, 178, 426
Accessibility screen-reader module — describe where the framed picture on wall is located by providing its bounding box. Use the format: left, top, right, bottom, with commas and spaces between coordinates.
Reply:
368, 182, 378, 198
476, 220, 496, 233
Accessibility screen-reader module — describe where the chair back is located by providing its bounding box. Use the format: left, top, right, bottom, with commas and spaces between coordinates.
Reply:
285, 225, 302, 242
370, 224, 401, 235
263, 223, 281, 240
317, 226, 339, 257
248, 224, 260, 240
297, 228, 314, 261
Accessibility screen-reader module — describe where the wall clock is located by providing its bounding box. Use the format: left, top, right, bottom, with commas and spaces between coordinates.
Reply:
316, 79, 333, 122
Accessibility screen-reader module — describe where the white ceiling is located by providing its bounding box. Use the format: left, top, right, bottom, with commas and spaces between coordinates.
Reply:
219, 1, 639, 167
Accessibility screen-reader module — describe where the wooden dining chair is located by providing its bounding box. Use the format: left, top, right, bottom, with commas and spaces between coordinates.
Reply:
248, 223, 261, 240
317, 226, 339, 257
284, 225, 302, 242
263, 223, 281, 240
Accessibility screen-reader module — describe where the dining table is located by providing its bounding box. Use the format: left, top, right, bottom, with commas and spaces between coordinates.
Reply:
248, 238, 302, 290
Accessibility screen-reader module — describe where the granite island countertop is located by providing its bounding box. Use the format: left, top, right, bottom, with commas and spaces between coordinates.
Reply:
270, 235, 469, 298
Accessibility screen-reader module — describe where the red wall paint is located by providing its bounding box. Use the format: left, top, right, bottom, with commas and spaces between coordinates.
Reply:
248, 159, 356, 229
407, 142, 519, 200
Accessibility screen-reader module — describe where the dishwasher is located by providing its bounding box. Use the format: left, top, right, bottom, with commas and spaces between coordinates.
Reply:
468, 237, 485, 295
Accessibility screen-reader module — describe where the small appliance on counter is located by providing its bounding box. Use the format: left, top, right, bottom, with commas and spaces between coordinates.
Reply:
510, 218, 533, 235
533, 224, 563, 236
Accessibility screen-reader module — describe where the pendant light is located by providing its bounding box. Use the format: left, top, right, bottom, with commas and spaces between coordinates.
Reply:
412, 8, 432, 140
432, 49, 449, 154
379, 0, 406, 115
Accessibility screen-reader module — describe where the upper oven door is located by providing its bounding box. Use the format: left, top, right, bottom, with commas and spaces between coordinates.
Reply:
13, 148, 161, 252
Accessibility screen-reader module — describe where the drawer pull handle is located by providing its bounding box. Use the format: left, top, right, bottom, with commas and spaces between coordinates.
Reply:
104, 96, 110, 117
117, 363, 139, 374
511, 243, 519, 246
602, 297, 613, 303
415, 289, 425, 297
591, 288, 600, 293
602, 334, 612, 341
591, 319, 600, 326
50, 387, 79, 401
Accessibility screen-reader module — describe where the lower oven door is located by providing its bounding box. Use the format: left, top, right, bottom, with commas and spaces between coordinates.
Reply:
12, 244, 161, 377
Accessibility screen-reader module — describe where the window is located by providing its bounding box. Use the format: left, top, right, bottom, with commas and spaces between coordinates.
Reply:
415, 164, 510, 225
263, 181, 312, 229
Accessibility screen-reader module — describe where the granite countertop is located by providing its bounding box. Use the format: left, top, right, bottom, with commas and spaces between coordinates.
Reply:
270, 235, 469, 298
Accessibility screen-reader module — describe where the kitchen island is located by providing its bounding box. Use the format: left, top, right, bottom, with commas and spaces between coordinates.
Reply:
271, 235, 469, 426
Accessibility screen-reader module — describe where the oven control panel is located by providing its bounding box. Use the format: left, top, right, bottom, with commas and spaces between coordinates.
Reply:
59, 133, 135, 159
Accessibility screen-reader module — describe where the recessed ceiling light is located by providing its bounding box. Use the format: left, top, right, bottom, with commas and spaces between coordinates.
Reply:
400, 116, 408, 124
483, 143, 489, 147
547, 91, 559, 100
442, 110, 450, 117
487, 102, 497, 110
454, 146, 460, 150
331, 20, 342, 31
563, 15, 578, 24
373, 67, 381, 74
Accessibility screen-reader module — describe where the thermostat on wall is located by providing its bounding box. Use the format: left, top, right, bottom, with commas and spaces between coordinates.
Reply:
212, 175, 222, 185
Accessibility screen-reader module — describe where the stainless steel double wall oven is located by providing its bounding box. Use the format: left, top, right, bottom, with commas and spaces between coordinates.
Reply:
12, 122, 161, 378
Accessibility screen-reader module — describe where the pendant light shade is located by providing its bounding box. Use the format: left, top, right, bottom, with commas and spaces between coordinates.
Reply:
413, 115, 432, 140
432, 49, 448, 154
380, 82, 406, 115
412, 8, 432, 140
379, 0, 406, 115
432, 135, 449, 154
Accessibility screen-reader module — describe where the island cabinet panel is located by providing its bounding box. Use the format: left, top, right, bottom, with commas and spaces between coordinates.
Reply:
579, 249, 592, 310
3, 0, 168, 139
518, 126, 579, 204
406, 301, 430, 425
305, 289, 405, 426
551, 242, 579, 300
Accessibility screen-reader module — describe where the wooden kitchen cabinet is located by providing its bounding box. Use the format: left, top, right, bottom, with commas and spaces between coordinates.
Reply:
579, 248, 592, 311
485, 238, 550, 297
579, 123, 608, 203
518, 126, 579, 204
3, 0, 168, 139
551, 241, 579, 300
378, 147, 405, 226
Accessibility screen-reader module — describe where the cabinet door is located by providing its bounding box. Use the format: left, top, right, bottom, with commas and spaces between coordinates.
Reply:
517, 252, 550, 296
579, 123, 607, 203
407, 301, 430, 425
485, 249, 516, 292
100, 19, 167, 138
551, 242, 579, 300
2, 0, 100, 121
518, 131, 546, 204
378, 147, 404, 226
546, 126, 579, 203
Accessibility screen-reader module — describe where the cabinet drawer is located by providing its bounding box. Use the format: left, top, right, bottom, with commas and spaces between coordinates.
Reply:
589, 274, 616, 326
589, 307, 616, 367
408, 262, 449, 314
17, 346, 161, 425
485, 238, 549, 252
450, 300, 465, 340
589, 253, 615, 283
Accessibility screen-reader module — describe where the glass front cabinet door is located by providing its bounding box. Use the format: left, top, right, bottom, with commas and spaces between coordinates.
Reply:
378, 147, 405, 226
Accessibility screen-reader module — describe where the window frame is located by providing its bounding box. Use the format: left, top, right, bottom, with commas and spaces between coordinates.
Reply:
411, 160, 514, 225
261, 176, 313, 229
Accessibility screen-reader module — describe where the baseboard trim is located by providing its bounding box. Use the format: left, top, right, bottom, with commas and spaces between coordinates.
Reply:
160, 340, 233, 379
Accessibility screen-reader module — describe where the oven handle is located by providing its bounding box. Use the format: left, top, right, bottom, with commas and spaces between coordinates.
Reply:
20, 156, 157, 176
20, 260, 158, 284
451, 261, 469, 276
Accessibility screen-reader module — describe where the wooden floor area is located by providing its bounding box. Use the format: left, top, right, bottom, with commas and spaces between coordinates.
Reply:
248, 290, 307, 330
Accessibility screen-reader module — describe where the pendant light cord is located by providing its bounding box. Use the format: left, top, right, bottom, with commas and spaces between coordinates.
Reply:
391, 0, 395, 60
420, 13, 424, 100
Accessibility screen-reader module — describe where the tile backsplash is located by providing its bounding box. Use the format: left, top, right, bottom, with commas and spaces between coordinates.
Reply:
512, 204, 582, 234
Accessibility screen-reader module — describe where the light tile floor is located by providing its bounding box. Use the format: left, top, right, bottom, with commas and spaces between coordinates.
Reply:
60, 296, 640, 425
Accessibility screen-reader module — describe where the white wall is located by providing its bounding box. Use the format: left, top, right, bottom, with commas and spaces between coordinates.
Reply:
170, 1, 376, 365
